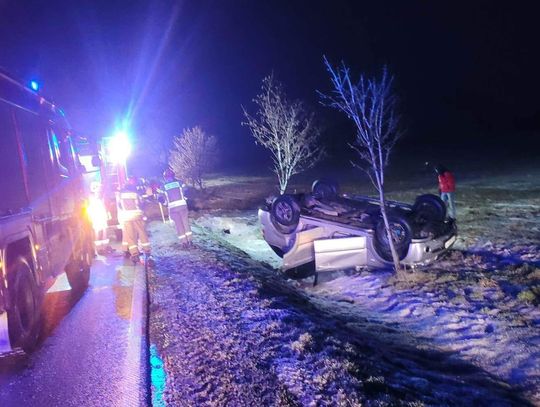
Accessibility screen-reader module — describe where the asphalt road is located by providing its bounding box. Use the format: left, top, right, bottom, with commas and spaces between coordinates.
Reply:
0, 252, 149, 407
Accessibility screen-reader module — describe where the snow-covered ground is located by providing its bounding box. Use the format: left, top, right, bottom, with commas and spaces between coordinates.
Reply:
148, 221, 529, 406
148, 165, 539, 405
189, 168, 540, 405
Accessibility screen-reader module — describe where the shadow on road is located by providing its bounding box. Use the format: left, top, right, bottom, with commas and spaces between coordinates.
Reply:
40, 287, 86, 343
0, 278, 86, 374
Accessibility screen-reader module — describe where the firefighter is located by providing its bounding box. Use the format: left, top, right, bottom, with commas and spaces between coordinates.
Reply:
162, 169, 192, 247
118, 176, 155, 266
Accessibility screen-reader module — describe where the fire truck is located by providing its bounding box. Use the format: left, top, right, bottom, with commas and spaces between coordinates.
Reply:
77, 133, 131, 244
0, 71, 94, 353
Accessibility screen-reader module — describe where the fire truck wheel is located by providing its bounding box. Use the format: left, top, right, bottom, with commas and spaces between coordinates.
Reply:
66, 241, 92, 294
7, 257, 42, 352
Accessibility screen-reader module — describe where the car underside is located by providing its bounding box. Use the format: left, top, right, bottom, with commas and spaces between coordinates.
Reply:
258, 180, 457, 275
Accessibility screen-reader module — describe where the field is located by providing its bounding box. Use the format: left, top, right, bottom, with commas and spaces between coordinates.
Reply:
148, 158, 540, 404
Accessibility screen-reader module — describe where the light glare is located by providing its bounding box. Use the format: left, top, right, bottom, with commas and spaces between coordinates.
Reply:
107, 131, 131, 163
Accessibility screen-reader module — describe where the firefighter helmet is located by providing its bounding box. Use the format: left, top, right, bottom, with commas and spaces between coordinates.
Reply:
163, 168, 175, 181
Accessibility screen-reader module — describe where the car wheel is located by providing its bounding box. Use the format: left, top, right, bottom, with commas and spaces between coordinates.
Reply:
374, 214, 412, 262
312, 179, 339, 200
412, 194, 446, 223
66, 240, 92, 294
270, 194, 301, 234
7, 257, 42, 352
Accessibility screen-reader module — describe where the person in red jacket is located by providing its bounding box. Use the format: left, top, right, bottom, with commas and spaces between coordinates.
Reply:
435, 164, 456, 220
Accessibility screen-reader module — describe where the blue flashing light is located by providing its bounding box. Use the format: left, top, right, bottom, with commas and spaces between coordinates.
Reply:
30, 80, 39, 92
150, 345, 166, 406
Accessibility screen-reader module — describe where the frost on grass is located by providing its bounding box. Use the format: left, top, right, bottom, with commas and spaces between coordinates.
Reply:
148, 217, 530, 406
148, 222, 369, 405
290, 333, 313, 354
187, 167, 539, 404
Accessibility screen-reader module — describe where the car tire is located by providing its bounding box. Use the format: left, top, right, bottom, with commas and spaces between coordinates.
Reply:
66, 240, 92, 294
270, 194, 301, 234
412, 194, 446, 223
312, 179, 339, 200
7, 257, 42, 352
374, 214, 413, 262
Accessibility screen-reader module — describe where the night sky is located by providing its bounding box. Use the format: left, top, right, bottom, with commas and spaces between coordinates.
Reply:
1, 1, 539, 175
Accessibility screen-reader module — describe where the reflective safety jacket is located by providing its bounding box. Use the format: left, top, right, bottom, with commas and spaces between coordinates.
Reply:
163, 181, 187, 208
438, 171, 456, 193
117, 190, 144, 221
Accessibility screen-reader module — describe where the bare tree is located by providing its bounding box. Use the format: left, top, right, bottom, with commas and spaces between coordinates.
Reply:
169, 126, 218, 189
320, 57, 404, 272
243, 74, 324, 194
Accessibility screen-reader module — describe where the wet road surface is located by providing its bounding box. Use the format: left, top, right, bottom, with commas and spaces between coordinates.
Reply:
0, 252, 149, 407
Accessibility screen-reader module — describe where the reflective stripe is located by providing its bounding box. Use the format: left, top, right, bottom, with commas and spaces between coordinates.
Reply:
141, 243, 151, 247
120, 210, 144, 221
178, 234, 186, 238
119, 191, 142, 214
129, 245, 138, 250
120, 192, 139, 199
185, 231, 192, 236
168, 199, 187, 208
95, 239, 110, 245
164, 181, 181, 190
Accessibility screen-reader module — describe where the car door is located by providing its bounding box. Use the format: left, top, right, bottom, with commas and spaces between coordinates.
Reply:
313, 236, 367, 272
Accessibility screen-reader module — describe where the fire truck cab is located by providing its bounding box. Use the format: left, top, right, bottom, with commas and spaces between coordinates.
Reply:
0, 71, 94, 353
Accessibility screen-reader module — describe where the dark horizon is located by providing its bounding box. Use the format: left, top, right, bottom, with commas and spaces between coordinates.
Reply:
1, 0, 539, 176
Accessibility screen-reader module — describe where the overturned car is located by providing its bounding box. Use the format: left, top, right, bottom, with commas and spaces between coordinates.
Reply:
258, 180, 457, 275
